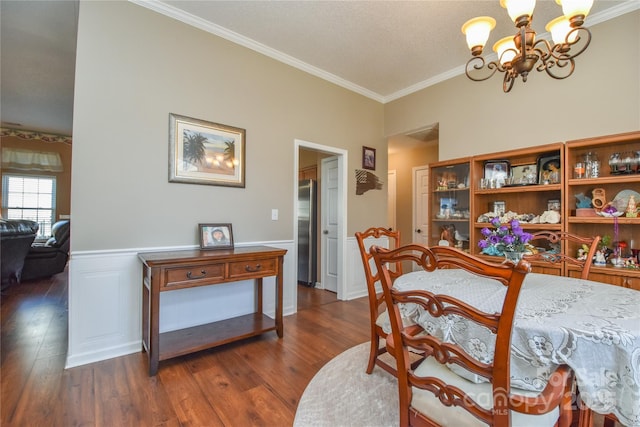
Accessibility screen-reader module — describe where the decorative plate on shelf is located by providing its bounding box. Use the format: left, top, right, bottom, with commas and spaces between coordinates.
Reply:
595, 189, 640, 216
596, 211, 624, 218
612, 189, 640, 213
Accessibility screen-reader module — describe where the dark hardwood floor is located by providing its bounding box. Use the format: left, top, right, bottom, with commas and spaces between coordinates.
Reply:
1, 273, 370, 426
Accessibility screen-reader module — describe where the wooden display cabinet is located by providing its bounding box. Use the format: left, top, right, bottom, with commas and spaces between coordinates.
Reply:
429, 158, 472, 251
564, 131, 640, 287
470, 143, 565, 275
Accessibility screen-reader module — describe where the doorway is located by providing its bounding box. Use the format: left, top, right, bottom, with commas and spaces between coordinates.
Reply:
294, 139, 347, 312
387, 124, 439, 247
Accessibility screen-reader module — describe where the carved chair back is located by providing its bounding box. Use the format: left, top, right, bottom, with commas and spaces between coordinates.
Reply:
525, 231, 600, 279
371, 244, 574, 427
355, 227, 402, 375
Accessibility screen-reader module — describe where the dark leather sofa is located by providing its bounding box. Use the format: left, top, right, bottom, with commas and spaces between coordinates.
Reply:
1, 219, 39, 288
21, 220, 70, 281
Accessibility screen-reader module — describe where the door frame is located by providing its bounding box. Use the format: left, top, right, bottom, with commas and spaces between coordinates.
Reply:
387, 169, 397, 232
294, 139, 348, 309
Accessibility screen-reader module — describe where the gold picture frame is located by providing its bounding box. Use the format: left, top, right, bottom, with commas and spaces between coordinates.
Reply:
169, 113, 245, 187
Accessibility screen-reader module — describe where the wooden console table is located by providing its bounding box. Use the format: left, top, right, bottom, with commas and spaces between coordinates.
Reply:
138, 245, 287, 376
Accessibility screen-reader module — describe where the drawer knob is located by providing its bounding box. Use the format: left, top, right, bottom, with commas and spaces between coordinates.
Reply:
186, 270, 207, 280
245, 264, 261, 272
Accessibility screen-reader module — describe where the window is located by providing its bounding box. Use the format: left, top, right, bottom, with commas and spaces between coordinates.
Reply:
2, 174, 56, 238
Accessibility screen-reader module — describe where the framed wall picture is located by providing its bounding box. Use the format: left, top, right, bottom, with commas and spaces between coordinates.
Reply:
511, 163, 538, 185
169, 113, 246, 187
362, 146, 376, 170
199, 223, 234, 250
483, 160, 510, 182
537, 153, 561, 184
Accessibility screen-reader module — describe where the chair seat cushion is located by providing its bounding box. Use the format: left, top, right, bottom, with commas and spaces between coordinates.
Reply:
376, 308, 415, 333
411, 357, 560, 427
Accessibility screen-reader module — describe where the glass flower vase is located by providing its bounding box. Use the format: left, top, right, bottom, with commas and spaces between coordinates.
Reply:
503, 251, 525, 264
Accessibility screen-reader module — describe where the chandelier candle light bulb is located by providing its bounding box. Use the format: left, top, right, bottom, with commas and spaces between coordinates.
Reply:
494, 37, 517, 65
462, 0, 594, 92
462, 16, 496, 55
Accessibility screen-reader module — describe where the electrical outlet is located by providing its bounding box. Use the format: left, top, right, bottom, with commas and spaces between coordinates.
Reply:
271, 209, 278, 220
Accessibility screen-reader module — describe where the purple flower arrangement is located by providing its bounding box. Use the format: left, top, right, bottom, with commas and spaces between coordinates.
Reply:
478, 217, 534, 256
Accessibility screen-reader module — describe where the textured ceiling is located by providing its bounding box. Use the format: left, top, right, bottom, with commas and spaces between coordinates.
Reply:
149, 0, 632, 101
0, 0, 635, 136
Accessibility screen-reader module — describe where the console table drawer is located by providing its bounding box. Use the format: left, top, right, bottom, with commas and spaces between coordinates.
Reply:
164, 263, 225, 288
228, 258, 276, 279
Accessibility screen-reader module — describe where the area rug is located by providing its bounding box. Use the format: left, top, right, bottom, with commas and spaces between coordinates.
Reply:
293, 342, 399, 427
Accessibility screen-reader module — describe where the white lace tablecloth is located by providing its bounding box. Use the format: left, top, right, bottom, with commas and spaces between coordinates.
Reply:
390, 270, 640, 427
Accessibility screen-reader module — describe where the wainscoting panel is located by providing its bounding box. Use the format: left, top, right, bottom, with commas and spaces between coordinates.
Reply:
344, 235, 390, 301
66, 241, 295, 369
67, 251, 142, 368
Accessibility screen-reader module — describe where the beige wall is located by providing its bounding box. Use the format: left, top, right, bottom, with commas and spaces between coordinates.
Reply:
71, 4, 639, 252
388, 139, 438, 243
1, 136, 72, 221
384, 11, 640, 161
72, 1, 385, 251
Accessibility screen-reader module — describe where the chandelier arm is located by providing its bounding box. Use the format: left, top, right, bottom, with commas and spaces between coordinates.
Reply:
465, 56, 502, 82
543, 56, 576, 80
562, 27, 592, 60
533, 40, 555, 73
503, 71, 515, 93
535, 28, 592, 64
532, 38, 579, 80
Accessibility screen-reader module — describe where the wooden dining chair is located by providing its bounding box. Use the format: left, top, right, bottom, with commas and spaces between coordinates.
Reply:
371, 244, 575, 427
355, 227, 404, 375
524, 231, 600, 279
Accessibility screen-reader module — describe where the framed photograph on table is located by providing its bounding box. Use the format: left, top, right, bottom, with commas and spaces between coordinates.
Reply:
511, 163, 537, 185
199, 223, 234, 250
483, 160, 510, 183
169, 113, 245, 187
537, 154, 561, 184
362, 146, 376, 170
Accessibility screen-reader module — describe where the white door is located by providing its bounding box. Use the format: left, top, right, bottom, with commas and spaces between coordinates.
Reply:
321, 156, 339, 293
413, 166, 430, 252
387, 170, 397, 231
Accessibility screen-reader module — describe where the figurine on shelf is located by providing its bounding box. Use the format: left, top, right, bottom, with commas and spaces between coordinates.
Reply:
626, 195, 638, 218
577, 244, 590, 261
575, 193, 592, 209
594, 249, 607, 266
439, 224, 456, 247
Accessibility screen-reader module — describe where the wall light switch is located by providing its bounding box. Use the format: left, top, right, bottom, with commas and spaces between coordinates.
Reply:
271, 209, 278, 220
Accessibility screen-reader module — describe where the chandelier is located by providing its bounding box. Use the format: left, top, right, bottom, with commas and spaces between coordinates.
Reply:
462, 0, 593, 92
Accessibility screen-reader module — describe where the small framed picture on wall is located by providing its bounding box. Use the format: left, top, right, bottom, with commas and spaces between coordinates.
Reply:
362, 146, 376, 170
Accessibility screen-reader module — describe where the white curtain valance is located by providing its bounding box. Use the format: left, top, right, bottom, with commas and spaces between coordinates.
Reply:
1, 147, 64, 172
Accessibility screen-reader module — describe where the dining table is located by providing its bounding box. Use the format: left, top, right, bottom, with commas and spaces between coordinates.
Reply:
382, 269, 640, 427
